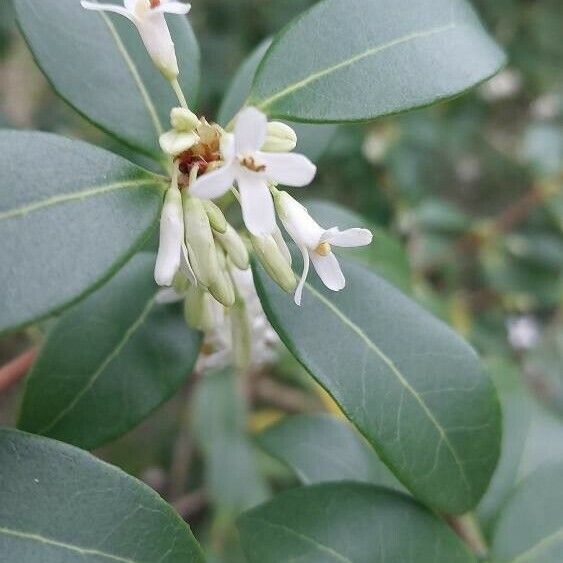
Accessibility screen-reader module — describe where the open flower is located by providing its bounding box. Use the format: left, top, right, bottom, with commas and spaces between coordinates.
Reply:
81, 0, 190, 80
275, 192, 373, 305
190, 107, 317, 236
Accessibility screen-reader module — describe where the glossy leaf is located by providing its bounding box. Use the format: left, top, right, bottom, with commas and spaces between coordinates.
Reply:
253, 257, 501, 513
218, 39, 337, 162
238, 483, 476, 563
492, 462, 563, 563
0, 131, 165, 335
248, 0, 506, 123
258, 413, 404, 491
18, 254, 201, 450
305, 199, 412, 292
0, 428, 205, 562
14, 0, 200, 157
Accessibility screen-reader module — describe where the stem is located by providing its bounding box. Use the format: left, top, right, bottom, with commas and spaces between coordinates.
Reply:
0, 347, 38, 394
448, 513, 488, 559
170, 78, 188, 109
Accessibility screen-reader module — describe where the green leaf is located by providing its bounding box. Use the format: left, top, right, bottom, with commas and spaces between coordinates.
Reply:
305, 199, 412, 292
0, 428, 205, 562
18, 254, 201, 450
248, 0, 506, 123
14, 0, 200, 157
0, 131, 165, 336
258, 413, 404, 492
218, 39, 337, 162
492, 462, 563, 563
238, 483, 476, 563
476, 359, 533, 530
193, 369, 269, 515
253, 257, 501, 514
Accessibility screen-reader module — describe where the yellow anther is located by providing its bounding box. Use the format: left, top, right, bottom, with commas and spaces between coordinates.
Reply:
240, 156, 266, 173
315, 242, 331, 256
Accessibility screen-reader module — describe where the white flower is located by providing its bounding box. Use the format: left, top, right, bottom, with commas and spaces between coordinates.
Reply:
507, 316, 540, 351
154, 185, 184, 286
81, 0, 190, 80
190, 107, 317, 236
275, 192, 373, 306
159, 107, 200, 156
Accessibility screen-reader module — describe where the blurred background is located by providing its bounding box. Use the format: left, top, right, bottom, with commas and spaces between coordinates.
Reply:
0, 1, 561, 561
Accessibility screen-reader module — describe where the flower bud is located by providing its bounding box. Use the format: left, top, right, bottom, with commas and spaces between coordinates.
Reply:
215, 225, 250, 271
208, 247, 236, 308
251, 234, 297, 293
202, 200, 228, 234
171, 107, 200, 132
184, 285, 215, 333
182, 195, 222, 290
159, 130, 199, 156
230, 297, 252, 371
262, 122, 297, 152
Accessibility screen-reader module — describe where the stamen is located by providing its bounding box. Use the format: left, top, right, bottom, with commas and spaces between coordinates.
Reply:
315, 242, 332, 257
150, 0, 161, 8
240, 156, 266, 173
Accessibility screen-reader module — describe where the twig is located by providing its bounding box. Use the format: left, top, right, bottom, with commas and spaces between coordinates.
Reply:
0, 347, 38, 394
447, 513, 488, 559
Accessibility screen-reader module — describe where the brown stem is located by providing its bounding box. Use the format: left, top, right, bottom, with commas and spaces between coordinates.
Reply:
0, 347, 38, 394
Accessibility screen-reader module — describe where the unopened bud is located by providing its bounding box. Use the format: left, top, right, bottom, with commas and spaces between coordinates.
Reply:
262, 122, 297, 152
208, 247, 236, 307
184, 285, 215, 332
183, 195, 222, 290
230, 297, 252, 371
251, 234, 297, 293
159, 130, 199, 156
215, 224, 250, 270
202, 200, 227, 234
171, 107, 200, 132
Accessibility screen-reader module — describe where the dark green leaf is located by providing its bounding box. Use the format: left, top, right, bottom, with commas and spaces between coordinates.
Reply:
258, 413, 404, 491
14, 0, 200, 157
238, 483, 476, 563
0, 428, 205, 562
305, 199, 412, 292
218, 39, 337, 162
253, 257, 501, 513
193, 369, 269, 515
0, 131, 165, 335
248, 0, 506, 123
492, 462, 563, 563
18, 254, 201, 450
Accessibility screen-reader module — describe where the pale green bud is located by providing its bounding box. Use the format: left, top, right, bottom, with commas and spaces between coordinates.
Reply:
262, 122, 297, 152
215, 225, 250, 271
230, 297, 252, 371
208, 247, 236, 308
251, 234, 297, 293
171, 107, 199, 132
182, 195, 222, 290
159, 130, 199, 156
202, 200, 228, 234
184, 285, 215, 333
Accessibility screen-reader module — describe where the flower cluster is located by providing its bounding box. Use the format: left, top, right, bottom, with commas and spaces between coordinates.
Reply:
81, 0, 374, 350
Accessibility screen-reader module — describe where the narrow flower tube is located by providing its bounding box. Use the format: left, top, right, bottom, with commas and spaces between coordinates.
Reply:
154, 185, 184, 286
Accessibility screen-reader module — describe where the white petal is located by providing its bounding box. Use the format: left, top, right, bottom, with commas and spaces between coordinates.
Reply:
156, 287, 184, 304
220, 133, 235, 161
237, 172, 276, 236
323, 227, 373, 248
260, 152, 317, 187
81, 1, 135, 22
276, 191, 324, 248
310, 252, 346, 292
180, 243, 197, 286
153, 1, 191, 14
294, 246, 311, 306
154, 187, 184, 286
190, 162, 236, 200
138, 13, 179, 79
235, 107, 268, 154
159, 130, 199, 156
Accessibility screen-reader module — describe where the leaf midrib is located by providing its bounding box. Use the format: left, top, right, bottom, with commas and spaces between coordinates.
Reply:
0, 178, 160, 222
254, 22, 456, 111
37, 295, 158, 434
511, 526, 563, 563
0, 526, 136, 562
304, 282, 471, 496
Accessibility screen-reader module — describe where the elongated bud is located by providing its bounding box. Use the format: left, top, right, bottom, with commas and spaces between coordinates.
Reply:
230, 296, 252, 371
251, 234, 297, 293
154, 186, 184, 286
263, 122, 297, 152
184, 285, 215, 332
171, 107, 199, 132
208, 247, 235, 307
202, 200, 228, 234
183, 195, 222, 290
215, 225, 250, 271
